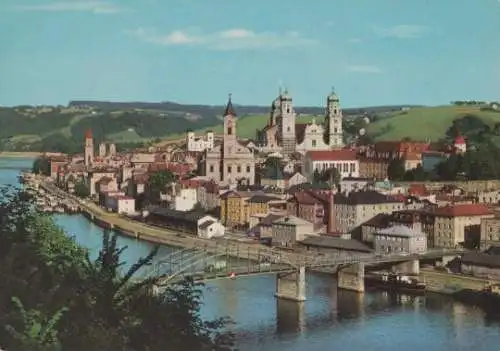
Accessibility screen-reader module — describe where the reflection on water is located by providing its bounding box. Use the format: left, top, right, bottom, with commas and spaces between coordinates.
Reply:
276, 300, 305, 335
2, 158, 500, 351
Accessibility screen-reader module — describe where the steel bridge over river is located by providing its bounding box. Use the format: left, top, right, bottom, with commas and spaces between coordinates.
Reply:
138, 241, 463, 300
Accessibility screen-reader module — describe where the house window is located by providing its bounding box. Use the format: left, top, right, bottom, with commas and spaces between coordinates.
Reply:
227, 127, 233, 135
246, 165, 251, 172
209, 165, 214, 173
237, 165, 241, 173
349, 163, 355, 173
228, 166, 232, 173
312, 139, 317, 147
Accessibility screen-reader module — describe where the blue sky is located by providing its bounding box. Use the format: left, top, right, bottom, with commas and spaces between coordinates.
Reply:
1, 0, 500, 108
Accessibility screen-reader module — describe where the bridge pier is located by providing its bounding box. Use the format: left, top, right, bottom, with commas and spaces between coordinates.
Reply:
437, 255, 456, 267
337, 263, 365, 293
275, 266, 306, 302
391, 259, 420, 275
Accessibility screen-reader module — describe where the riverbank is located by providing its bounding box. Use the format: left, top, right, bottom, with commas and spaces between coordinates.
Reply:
34, 176, 499, 296
0, 151, 42, 158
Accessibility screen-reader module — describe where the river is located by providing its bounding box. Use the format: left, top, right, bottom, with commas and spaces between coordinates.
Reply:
4, 158, 500, 350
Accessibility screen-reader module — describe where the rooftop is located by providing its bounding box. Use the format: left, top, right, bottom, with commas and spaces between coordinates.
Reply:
376, 225, 425, 237
300, 236, 373, 252
306, 149, 357, 162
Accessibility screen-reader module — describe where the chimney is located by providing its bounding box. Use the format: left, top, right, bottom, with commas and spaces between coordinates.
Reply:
327, 190, 336, 235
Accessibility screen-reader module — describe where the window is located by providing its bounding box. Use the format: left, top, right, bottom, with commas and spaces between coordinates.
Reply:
209, 165, 214, 173
312, 139, 317, 147
349, 163, 355, 173
334, 127, 338, 133
237, 166, 241, 173
246, 165, 251, 172
287, 126, 291, 132
227, 127, 233, 135
228, 166, 232, 173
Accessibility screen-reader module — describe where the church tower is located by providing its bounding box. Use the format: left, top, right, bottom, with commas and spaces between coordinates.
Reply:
278, 88, 296, 155
222, 94, 237, 183
84, 129, 94, 167
324, 88, 344, 148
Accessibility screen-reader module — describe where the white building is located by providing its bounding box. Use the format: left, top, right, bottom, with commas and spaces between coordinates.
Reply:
374, 225, 427, 254
173, 188, 198, 211
303, 149, 359, 181
198, 216, 225, 239
106, 195, 136, 215
186, 130, 214, 152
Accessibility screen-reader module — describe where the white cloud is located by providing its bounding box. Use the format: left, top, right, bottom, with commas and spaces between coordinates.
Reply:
15, 1, 124, 14
348, 38, 363, 44
374, 25, 428, 39
127, 27, 318, 50
347, 65, 382, 74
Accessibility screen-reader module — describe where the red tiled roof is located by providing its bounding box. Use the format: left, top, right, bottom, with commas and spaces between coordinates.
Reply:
85, 129, 92, 139
454, 135, 466, 145
434, 204, 491, 217
408, 184, 427, 196
306, 149, 357, 161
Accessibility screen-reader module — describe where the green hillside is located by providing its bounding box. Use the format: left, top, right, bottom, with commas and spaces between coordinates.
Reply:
367, 105, 500, 141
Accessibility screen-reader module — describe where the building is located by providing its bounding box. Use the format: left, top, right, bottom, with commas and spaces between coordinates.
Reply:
145, 207, 224, 238
186, 130, 215, 152
299, 236, 372, 256
391, 209, 436, 248
333, 190, 405, 233
247, 213, 284, 239
433, 204, 493, 248
454, 135, 467, 153
171, 188, 197, 212
255, 89, 344, 155
197, 180, 220, 210
219, 190, 252, 227
480, 217, 500, 249
357, 157, 389, 180
303, 149, 359, 181
105, 195, 136, 215
271, 216, 315, 248
360, 213, 392, 243
374, 225, 427, 254
201, 95, 256, 186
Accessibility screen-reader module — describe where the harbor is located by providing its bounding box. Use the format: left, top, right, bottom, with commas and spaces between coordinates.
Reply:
20, 171, 80, 214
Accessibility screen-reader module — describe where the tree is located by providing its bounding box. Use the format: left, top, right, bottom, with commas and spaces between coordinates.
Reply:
32, 157, 50, 176
264, 157, 282, 169
5, 297, 67, 351
73, 181, 90, 198
0, 186, 235, 351
148, 170, 177, 193
387, 158, 406, 181
313, 167, 341, 186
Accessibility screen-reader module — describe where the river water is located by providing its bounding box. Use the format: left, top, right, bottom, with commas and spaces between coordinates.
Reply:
4, 158, 500, 351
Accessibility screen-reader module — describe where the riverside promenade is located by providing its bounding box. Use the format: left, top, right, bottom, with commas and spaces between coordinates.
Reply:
37, 178, 312, 266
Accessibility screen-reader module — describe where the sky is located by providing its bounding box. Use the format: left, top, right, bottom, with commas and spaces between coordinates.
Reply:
1, 0, 500, 108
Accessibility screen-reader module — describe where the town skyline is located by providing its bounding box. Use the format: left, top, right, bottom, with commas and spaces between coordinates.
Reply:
1, 0, 500, 107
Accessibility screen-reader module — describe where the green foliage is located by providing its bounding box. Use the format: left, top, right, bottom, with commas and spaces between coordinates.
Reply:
0, 186, 235, 350
387, 158, 406, 181
73, 181, 90, 198
32, 157, 50, 176
313, 167, 341, 186
148, 170, 177, 193
5, 297, 67, 351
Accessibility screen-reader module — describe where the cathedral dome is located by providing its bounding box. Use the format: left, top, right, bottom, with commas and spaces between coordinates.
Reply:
327, 87, 339, 102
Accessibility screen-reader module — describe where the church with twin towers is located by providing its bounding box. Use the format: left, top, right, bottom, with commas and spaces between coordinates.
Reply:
256, 88, 344, 155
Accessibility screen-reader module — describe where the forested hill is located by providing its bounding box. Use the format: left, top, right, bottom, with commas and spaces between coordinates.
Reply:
69, 100, 423, 116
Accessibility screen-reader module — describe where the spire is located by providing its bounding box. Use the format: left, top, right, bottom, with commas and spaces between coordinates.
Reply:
223, 93, 237, 117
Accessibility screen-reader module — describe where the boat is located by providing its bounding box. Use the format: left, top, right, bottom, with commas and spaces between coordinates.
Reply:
365, 272, 426, 294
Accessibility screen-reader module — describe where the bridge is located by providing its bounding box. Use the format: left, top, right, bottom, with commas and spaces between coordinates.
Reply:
139, 241, 464, 302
